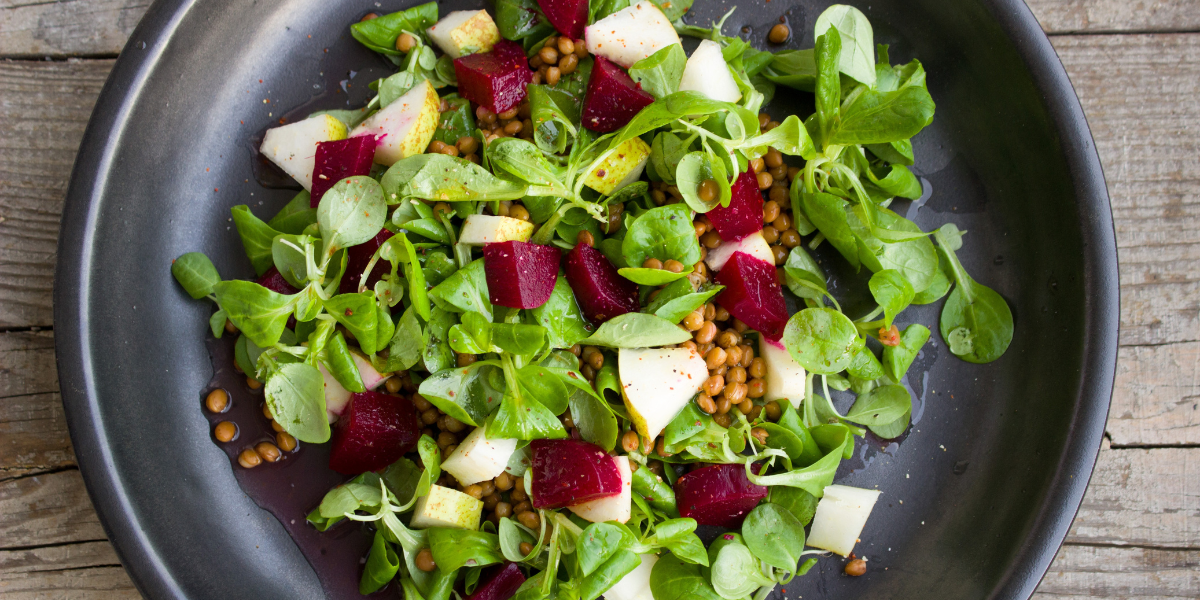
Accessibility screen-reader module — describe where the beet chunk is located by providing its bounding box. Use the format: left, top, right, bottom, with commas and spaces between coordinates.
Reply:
328, 391, 421, 475
675, 463, 768, 528
467, 563, 526, 600
563, 242, 639, 324
537, 0, 588, 39
484, 241, 560, 309
311, 136, 378, 208
530, 439, 623, 508
581, 56, 655, 133
707, 169, 764, 242
454, 40, 534, 115
714, 251, 788, 341
339, 229, 395, 296
257, 267, 300, 295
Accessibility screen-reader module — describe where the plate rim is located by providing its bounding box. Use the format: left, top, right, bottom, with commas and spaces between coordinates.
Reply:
52, 0, 1119, 598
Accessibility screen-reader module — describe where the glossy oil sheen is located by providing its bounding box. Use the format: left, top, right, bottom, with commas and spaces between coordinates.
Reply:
677, 464, 770, 528
56, 0, 1118, 598
530, 439, 623, 508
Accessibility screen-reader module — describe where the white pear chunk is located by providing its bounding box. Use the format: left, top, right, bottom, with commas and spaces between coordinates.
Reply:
259, 115, 347, 191
585, 1, 680, 68
605, 553, 659, 600
410, 484, 484, 530
619, 347, 707, 441
350, 350, 390, 390
441, 427, 519, 486
583, 137, 651, 195
350, 79, 440, 166
678, 40, 742, 103
458, 214, 535, 245
806, 484, 881, 557
569, 456, 632, 523
759, 337, 806, 408
426, 10, 500, 58
320, 363, 353, 422
704, 231, 772, 272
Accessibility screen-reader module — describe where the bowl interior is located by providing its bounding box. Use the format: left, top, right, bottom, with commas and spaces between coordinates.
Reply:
56, 0, 1117, 598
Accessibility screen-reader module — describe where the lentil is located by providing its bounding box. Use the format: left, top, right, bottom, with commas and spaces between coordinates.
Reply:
214, 421, 237, 442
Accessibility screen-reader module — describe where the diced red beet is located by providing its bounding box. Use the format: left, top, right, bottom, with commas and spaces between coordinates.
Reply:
563, 243, 639, 324
707, 169, 764, 242
257, 266, 300, 295
310, 136, 378, 207
714, 252, 789, 341
484, 241, 560, 309
529, 439, 623, 508
328, 391, 421, 475
454, 40, 534, 115
536, 0, 588, 39
339, 229, 395, 295
581, 56, 655, 133
675, 463, 768, 528
467, 563, 526, 600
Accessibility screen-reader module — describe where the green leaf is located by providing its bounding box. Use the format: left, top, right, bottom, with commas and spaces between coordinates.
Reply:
869, 269, 915, 328
742, 503, 806, 572
618, 267, 692, 286
866, 139, 915, 166
846, 340, 886, 381
427, 528, 504, 572
632, 467, 678, 518
485, 137, 569, 194
580, 550, 641, 600
652, 519, 706, 565
264, 362, 330, 443
422, 307, 457, 373
649, 554, 723, 600
583, 313, 693, 348
434, 95, 476, 145
629, 43, 687, 98
845, 383, 912, 427
317, 176, 387, 256
675, 151, 730, 213
430, 258, 492, 320
762, 49, 816, 92
209, 309, 228, 337
271, 233, 316, 289
383, 154, 528, 203
767, 486, 818, 526
830, 61, 935, 145
650, 0, 692, 20
814, 4, 876, 86
747, 434, 847, 498
935, 225, 1014, 363
649, 131, 690, 185
268, 191, 317, 234
528, 84, 580, 155
709, 542, 773, 599
324, 332, 366, 393
213, 280, 293, 347
350, 2, 438, 56
171, 252, 220, 299
569, 388, 619, 451
517, 364, 569, 414
622, 204, 701, 268
650, 286, 723, 324
783, 245, 828, 301
531, 275, 594, 349
360, 530, 401, 595
739, 115, 815, 159
883, 323, 931, 381
814, 27, 843, 147
382, 306, 424, 372
381, 232, 431, 321
230, 205, 282, 276
325, 292, 381, 354
487, 391, 568, 441
495, 0, 554, 42
851, 206, 939, 293
912, 262, 952, 304
782, 308, 858, 375
419, 362, 502, 426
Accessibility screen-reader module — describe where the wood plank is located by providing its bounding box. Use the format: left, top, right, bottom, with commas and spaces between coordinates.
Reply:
1067, 447, 1200, 548
0, 540, 119, 574
0, 59, 111, 329
1027, 0, 1200, 34
0, 470, 106, 548
0, 566, 139, 599
0, 0, 149, 58
1110, 341, 1200, 446
0, 392, 73, 475
1035, 544, 1200, 599
1052, 33, 1200, 348
0, 330, 57, 398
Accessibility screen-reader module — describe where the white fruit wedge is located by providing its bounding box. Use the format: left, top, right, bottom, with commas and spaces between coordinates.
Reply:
441, 427, 519, 486
320, 352, 391, 422
679, 40, 742, 103
806, 484, 881, 556
704, 231, 773, 271
604, 553, 659, 600
426, 10, 501, 58
457, 214, 535, 245
410, 484, 484, 530
569, 456, 633, 523
619, 347, 708, 441
585, 0, 680, 68
759, 337, 806, 408
583, 137, 651, 195
350, 79, 440, 166
259, 114, 347, 190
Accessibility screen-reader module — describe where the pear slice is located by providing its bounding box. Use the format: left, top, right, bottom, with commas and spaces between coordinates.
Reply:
619, 347, 707, 441
585, 0, 680, 68
679, 40, 742, 103
410, 484, 484, 530
441, 427, 519, 486
458, 214, 535, 245
569, 456, 633, 523
758, 337, 806, 408
603, 553, 658, 600
350, 79, 440, 166
704, 231, 773, 272
427, 10, 501, 58
583, 137, 651, 195
806, 484, 881, 556
259, 114, 347, 190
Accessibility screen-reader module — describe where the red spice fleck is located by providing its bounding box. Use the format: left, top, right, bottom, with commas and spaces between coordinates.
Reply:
344, 308, 353, 316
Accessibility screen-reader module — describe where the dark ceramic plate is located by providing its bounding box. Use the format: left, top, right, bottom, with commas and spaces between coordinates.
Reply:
55, 0, 1118, 598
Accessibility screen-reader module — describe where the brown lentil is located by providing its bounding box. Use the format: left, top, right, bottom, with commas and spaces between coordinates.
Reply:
764, 400, 783, 420
255, 442, 282, 463
683, 311, 704, 331
271, 420, 286, 433
695, 321, 718, 344
205, 389, 230, 413
770, 164, 788, 181
247, 377, 263, 390
586, 350, 604, 370
519, 542, 535, 556
655, 438, 673, 457
456, 135, 479, 155
545, 66, 561, 85
845, 559, 867, 576
714, 305, 731, 322
464, 484, 484, 499
417, 548, 437, 572
769, 185, 789, 205
780, 229, 802, 248
643, 257, 663, 270
496, 501, 513, 518
717, 330, 741, 349
421, 408, 440, 425
437, 431, 457, 448
725, 383, 749, 405
751, 427, 770, 444
509, 205, 531, 221
763, 201, 781, 223
360, 12, 380, 21
716, 396, 733, 415
728, 366, 747, 384
517, 510, 540, 530
747, 379, 766, 399
696, 393, 717, 414
238, 448, 262, 468
385, 377, 403, 394
276, 431, 298, 451
483, 493, 501, 510
574, 40, 588, 57
225, 319, 239, 335
756, 171, 774, 190
413, 394, 433, 411
714, 412, 733, 427
512, 500, 532, 515
700, 231, 723, 249
749, 357, 767, 379
725, 345, 743, 367
704, 374, 725, 397
772, 213, 793, 231
664, 259, 685, 273
214, 421, 238, 442
750, 157, 765, 173
698, 179, 718, 203
705, 347, 727, 370
539, 45, 559, 65
622, 430, 640, 453
772, 245, 789, 265
768, 23, 790, 44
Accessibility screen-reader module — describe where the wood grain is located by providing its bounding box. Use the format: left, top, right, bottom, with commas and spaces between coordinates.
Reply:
0, 470, 107, 548
0, 0, 150, 58
1034, 545, 1200, 600
1027, 0, 1200, 34
1110, 342, 1200, 446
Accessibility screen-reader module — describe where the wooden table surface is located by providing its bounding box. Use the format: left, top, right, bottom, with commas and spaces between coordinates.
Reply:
1, 0, 1198, 597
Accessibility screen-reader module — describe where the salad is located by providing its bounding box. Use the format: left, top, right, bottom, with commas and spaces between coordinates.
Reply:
172, 0, 1015, 598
